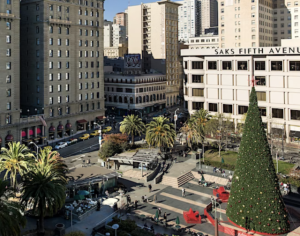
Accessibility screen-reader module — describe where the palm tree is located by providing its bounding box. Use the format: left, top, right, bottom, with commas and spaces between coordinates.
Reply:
0, 142, 34, 188
190, 109, 211, 141
146, 117, 176, 149
180, 121, 201, 147
0, 179, 26, 236
21, 162, 67, 234
120, 114, 145, 145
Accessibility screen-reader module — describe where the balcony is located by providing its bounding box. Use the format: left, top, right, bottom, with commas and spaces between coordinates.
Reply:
0, 13, 15, 19
49, 18, 72, 26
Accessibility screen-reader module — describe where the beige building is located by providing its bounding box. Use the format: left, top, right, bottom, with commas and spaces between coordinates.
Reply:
219, 0, 300, 48
128, 0, 182, 107
200, 0, 218, 35
17, 0, 105, 145
186, 35, 219, 49
113, 12, 128, 36
0, 0, 21, 147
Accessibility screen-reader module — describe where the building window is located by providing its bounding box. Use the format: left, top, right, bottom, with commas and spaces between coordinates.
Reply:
291, 110, 300, 120
36, 15, 39, 21
58, 96, 61, 103
7, 0, 11, 4
192, 102, 204, 110
58, 39, 61, 46
271, 61, 282, 71
255, 61, 265, 70
272, 108, 284, 119
208, 61, 217, 70
6, 35, 11, 43
255, 76, 266, 86
6, 75, 11, 83
222, 61, 232, 70
6, 115, 11, 124
259, 107, 266, 116
256, 92, 266, 101
192, 88, 204, 97
209, 103, 218, 112
6, 89, 11, 97
6, 22, 11, 30
66, 39, 69, 46
192, 75, 203, 83
49, 85, 53, 93
6, 49, 11, 57
49, 38, 53, 45
6, 102, 11, 110
58, 84, 61, 92
223, 104, 232, 113
6, 62, 11, 70
238, 106, 248, 114
66, 106, 70, 113
237, 61, 247, 70
290, 61, 300, 71
192, 61, 203, 69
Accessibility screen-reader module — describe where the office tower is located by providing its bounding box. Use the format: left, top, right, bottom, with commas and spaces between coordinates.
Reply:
19, 0, 105, 143
199, 0, 218, 35
0, 0, 21, 145
128, 0, 182, 107
113, 12, 128, 36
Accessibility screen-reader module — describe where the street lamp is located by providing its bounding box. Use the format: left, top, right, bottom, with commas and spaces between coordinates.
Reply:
112, 224, 119, 236
174, 108, 179, 133
69, 205, 74, 231
29, 142, 39, 160
94, 122, 102, 149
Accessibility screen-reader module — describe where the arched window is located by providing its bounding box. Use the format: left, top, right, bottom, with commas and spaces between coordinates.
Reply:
114, 96, 117, 102
130, 97, 133, 104
136, 97, 139, 104
124, 97, 128, 103
119, 96, 122, 103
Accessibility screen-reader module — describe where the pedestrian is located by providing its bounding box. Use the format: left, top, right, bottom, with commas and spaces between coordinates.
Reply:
153, 194, 157, 203
182, 188, 185, 197
211, 195, 214, 204
141, 195, 145, 202
287, 182, 291, 194
105, 190, 109, 198
163, 212, 167, 222
158, 207, 162, 217
134, 200, 138, 209
148, 184, 152, 193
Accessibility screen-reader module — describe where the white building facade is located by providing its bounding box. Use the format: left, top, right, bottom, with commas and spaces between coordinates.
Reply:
182, 40, 300, 143
178, 0, 199, 42
104, 73, 167, 115
186, 35, 219, 49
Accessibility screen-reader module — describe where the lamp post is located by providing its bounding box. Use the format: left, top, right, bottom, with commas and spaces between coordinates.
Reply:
174, 108, 179, 133
282, 122, 285, 160
29, 142, 39, 160
112, 224, 119, 236
69, 205, 74, 231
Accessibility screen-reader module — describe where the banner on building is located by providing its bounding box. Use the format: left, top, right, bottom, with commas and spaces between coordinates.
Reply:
124, 54, 141, 68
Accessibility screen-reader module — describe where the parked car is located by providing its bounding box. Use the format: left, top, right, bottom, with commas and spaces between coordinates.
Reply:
102, 126, 112, 133
90, 130, 100, 137
55, 142, 68, 150
67, 139, 78, 145
79, 134, 90, 140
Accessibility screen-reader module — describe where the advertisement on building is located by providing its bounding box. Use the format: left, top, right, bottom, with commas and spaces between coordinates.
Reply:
124, 54, 141, 68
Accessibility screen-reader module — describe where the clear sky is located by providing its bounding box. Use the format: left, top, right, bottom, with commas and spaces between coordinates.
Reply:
104, 0, 180, 21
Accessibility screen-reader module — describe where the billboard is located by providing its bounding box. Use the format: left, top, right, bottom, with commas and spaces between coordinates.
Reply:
124, 54, 141, 68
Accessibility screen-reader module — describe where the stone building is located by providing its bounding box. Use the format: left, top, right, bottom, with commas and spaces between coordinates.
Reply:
0, 0, 105, 147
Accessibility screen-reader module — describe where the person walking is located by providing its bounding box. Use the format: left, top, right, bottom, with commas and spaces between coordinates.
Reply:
182, 188, 185, 197
134, 200, 138, 209
163, 212, 168, 226
158, 207, 162, 217
148, 184, 152, 193
153, 194, 157, 203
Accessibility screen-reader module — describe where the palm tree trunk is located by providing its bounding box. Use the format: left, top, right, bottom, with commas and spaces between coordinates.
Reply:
132, 134, 135, 145
38, 211, 45, 235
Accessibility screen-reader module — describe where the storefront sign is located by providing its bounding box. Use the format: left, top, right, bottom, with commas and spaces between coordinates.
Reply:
214, 47, 300, 55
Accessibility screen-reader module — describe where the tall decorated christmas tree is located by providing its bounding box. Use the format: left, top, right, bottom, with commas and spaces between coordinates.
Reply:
226, 87, 290, 234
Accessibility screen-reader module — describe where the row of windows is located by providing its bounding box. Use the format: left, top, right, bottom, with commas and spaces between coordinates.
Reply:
105, 86, 165, 93
185, 61, 300, 71
106, 94, 166, 104
104, 77, 166, 84
49, 93, 100, 104
48, 102, 101, 117
78, 82, 100, 89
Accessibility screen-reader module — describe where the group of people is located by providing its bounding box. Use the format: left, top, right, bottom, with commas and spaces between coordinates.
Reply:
280, 182, 291, 195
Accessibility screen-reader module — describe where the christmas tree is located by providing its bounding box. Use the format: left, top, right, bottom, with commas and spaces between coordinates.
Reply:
226, 87, 290, 234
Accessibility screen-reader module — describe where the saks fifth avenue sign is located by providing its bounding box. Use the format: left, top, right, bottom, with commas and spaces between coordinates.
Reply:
214, 47, 300, 55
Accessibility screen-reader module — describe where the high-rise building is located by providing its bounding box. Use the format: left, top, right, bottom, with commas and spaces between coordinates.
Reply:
178, 0, 199, 42
128, 0, 182, 107
199, 0, 218, 35
178, 0, 218, 42
218, 0, 300, 48
19, 0, 105, 144
0, 0, 21, 145
113, 12, 128, 36
104, 20, 127, 58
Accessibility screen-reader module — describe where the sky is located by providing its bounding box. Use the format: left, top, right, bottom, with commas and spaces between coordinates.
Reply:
104, 0, 180, 21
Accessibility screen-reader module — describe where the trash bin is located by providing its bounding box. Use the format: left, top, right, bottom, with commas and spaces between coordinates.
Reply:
55, 223, 65, 236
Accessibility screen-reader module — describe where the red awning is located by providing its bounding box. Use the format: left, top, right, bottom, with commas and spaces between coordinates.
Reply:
66, 123, 72, 130
77, 119, 87, 124
96, 116, 104, 120
57, 124, 64, 131
37, 128, 41, 134
21, 131, 26, 137
29, 129, 34, 136
49, 126, 55, 132
5, 134, 13, 142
